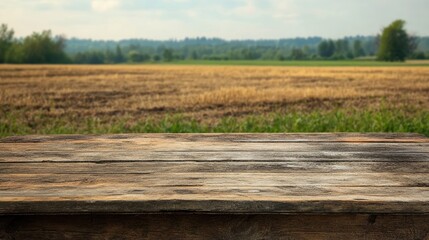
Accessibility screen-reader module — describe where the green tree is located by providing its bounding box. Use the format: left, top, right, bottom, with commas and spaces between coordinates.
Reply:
318, 40, 335, 58
410, 51, 426, 60
152, 55, 161, 62
128, 50, 143, 63
72, 51, 104, 64
188, 50, 199, 60
0, 24, 15, 63
289, 48, 306, 60
114, 45, 125, 63
408, 35, 419, 57
4, 43, 24, 63
275, 51, 285, 61
16, 30, 69, 63
377, 20, 410, 62
334, 39, 350, 58
104, 49, 116, 63
353, 40, 366, 58
163, 49, 173, 62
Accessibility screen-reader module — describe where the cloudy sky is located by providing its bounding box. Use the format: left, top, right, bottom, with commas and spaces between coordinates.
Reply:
1, 0, 428, 40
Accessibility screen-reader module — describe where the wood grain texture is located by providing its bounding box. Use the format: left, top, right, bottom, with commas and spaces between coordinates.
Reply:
1, 214, 429, 240
0, 133, 428, 215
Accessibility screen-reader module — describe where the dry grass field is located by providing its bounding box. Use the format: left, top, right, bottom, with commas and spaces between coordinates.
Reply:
1, 64, 428, 136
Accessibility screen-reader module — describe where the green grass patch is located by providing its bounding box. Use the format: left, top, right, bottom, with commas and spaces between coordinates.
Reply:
154, 60, 429, 67
1, 109, 428, 137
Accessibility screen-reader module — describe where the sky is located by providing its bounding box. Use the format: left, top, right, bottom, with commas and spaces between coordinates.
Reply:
1, 0, 428, 40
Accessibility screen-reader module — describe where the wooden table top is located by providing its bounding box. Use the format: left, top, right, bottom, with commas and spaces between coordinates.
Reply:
0, 133, 428, 215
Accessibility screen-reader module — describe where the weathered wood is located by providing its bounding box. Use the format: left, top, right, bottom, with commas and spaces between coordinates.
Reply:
2, 133, 428, 143
2, 161, 428, 174
0, 133, 428, 215
1, 214, 429, 240
1, 150, 429, 163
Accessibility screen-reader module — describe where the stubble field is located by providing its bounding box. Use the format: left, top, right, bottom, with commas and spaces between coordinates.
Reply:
1, 65, 428, 136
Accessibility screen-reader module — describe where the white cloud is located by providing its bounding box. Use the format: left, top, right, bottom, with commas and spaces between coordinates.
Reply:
232, 0, 260, 16
228, 0, 297, 20
38, 0, 68, 6
269, 0, 299, 22
91, 0, 121, 12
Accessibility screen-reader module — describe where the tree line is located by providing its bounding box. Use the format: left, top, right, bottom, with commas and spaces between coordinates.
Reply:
64, 36, 387, 63
0, 25, 69, 64
1, 20, 428, 64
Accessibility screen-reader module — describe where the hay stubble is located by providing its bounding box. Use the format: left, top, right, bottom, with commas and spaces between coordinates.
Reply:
1, 65, 428, 132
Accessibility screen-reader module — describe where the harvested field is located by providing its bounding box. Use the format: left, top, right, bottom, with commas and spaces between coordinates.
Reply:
0, 65, 428, 136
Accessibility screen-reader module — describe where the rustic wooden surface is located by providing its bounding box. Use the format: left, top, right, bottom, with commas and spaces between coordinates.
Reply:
0, 133, 428, 215
1, 214, 429, 240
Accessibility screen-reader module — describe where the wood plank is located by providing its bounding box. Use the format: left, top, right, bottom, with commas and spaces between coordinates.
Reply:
1, 134, 428, 156
1, 161, 428, 174
1, 214, 429, 240
2, 214, 428, 240
1, 186, 428, 202
2, 141, 428, 153
1, 172, 428, 188
0, 133, 428, 215
0, 179, 428, 213
1, 150, 428, 162
1, 197, 429, 214
2, 133, 428, 143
